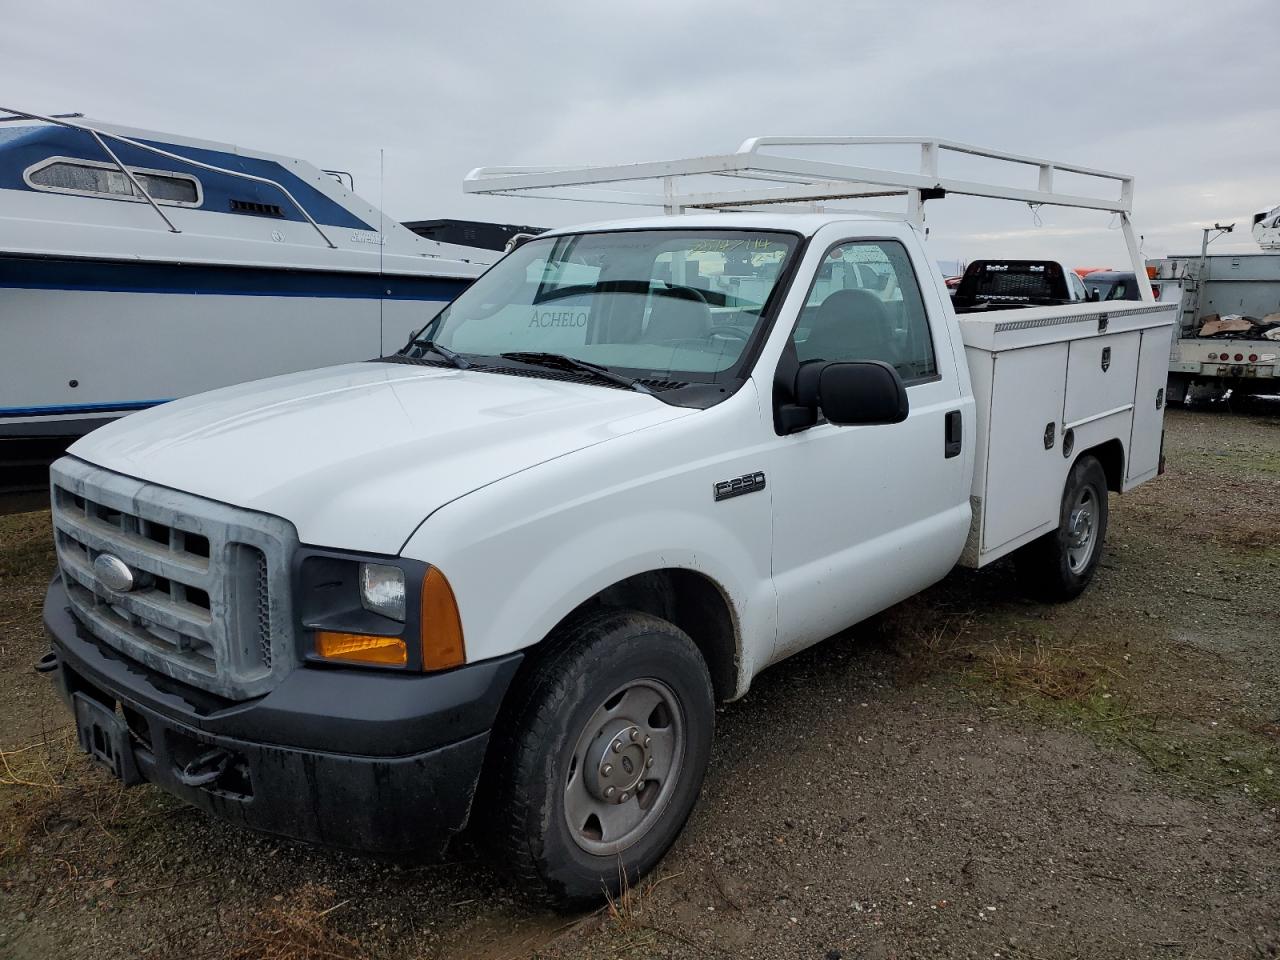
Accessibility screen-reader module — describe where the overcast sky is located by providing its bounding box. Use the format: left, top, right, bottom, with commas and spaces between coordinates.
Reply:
4, 0, 1277, 266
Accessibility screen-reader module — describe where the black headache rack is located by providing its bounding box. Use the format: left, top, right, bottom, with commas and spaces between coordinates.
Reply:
952, 259, 1074, 314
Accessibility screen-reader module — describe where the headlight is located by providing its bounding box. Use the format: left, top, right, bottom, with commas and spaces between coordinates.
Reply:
297, 551, 465, 672
359, 563, 405, 621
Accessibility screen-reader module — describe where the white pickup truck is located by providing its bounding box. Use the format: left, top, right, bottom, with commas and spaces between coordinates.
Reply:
41, 138, 1175, 906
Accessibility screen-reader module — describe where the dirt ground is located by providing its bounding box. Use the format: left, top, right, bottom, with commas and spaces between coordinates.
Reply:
1, 403, 1278, 960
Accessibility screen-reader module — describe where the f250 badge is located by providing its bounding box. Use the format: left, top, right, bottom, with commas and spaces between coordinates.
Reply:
714, 471, 766, 502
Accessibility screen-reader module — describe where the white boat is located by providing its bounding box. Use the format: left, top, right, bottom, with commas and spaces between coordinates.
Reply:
0, 108, 503, 468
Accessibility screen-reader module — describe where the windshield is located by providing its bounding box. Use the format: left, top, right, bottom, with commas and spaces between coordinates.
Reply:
402, 229, 799, 384
1087, 278, 1119, 300
1087, 276, 1135, 301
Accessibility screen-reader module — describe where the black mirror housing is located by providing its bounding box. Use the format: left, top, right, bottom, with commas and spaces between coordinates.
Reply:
818, 361, 909, 426
777, 359, 909, 433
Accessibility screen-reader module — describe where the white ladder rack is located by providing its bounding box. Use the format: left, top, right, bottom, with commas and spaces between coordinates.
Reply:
464, 136, 1150, 297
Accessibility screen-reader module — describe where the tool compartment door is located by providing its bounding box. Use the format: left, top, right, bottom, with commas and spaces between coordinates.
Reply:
1064, 331, 1141, 426
1127, 326, 1174, 486
981, 342, 1069, 553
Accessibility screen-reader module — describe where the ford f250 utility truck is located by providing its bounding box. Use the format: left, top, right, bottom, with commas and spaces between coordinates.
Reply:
40, 138, 1175, 906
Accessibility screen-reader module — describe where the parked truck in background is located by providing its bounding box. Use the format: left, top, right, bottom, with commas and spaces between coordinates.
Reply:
40, 138, 1175, 906
1082, 270, 1148, 303
951, 258, 1093, 314
1153, 205, 1280, 404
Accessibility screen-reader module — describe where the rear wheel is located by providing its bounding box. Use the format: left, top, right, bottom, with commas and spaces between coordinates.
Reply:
489, 609, 715, 907
1016, 455, 1109, 601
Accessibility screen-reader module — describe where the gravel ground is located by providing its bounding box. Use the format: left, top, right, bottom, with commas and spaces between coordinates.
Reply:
1, 403, 1277, 960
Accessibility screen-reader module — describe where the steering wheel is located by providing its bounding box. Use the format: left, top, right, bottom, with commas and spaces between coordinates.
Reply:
708, 326, 750, 343
662, 283, 709, 304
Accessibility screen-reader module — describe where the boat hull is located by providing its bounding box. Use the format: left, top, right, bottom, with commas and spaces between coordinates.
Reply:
0, 263, 468, 440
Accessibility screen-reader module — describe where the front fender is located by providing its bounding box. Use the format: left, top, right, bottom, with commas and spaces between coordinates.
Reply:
400, 386, 776, 696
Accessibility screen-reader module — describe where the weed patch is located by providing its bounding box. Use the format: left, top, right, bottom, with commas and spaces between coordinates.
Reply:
224, 883, 364, 960
876, 578, 1280, 808
0, 728, 166, 864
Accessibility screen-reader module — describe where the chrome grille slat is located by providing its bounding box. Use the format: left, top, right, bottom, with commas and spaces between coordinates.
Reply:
65, 579, 217, 675
50, 457, 298, 700
59, 554, 216, 640
52, 513, 214, 583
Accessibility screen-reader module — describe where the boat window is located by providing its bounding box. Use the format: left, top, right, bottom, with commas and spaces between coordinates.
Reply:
24, 157, 201, 206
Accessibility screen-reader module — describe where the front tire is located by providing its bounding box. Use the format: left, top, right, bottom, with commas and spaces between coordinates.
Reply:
1016, 455, 1109, 601
489, 609, 715, 907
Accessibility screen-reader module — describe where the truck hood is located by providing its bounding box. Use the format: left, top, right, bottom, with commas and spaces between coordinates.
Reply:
69, 361, 689, 553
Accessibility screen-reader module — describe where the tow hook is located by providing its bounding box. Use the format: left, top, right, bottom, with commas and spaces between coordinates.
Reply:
176, 748, 233, 788
34, 651, 59, 675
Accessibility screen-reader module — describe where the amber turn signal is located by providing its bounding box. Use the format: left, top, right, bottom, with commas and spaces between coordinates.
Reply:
314, 630, 408, 667
420, 566, 465, 671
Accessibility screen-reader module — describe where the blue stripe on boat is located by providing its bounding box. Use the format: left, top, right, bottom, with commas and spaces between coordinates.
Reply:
0, 399, 172, 417
0, 256, 471, 301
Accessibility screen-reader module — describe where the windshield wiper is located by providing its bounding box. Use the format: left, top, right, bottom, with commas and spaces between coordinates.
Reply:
499, 352, 653, 394
408, 339, 471, 369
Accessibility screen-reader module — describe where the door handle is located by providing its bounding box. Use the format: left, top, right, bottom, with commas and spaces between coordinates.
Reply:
944, 410, 962, 459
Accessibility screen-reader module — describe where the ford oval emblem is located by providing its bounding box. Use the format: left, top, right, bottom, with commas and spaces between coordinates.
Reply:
93, 554, 135, 593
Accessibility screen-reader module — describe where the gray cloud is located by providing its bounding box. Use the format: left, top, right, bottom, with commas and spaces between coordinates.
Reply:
4, 0, 1276, 265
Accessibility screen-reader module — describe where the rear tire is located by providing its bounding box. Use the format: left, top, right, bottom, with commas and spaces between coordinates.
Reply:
488, 609, 715, 908
1016, 455, 1109, 602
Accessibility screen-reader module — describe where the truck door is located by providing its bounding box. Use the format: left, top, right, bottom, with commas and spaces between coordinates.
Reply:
764, 233, 972, 663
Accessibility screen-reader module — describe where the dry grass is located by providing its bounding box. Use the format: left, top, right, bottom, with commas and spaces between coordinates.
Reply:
601, 863, 641, 931
0, 511, 57, 670
595, 866, 696, 956
0, 727, 161, 863
222, 883, 364, 960
877, 595, 1125, 709
0, 727, 78, 790
980, 635, 1119, 703
871, 534, 1280, 806
875, 604, 976, 687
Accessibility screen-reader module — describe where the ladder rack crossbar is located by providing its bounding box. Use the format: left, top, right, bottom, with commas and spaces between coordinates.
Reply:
738, 136, 1126, 183
464, 136, 1133, 219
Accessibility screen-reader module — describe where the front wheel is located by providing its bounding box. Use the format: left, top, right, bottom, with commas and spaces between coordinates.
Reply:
1016, 455, 1109, 601
488, 609, 715, 907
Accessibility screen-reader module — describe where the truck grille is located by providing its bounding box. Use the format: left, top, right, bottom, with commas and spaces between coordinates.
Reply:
49, 457, 297, 700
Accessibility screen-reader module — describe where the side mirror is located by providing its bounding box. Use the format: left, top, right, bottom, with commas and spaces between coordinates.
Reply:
779, 360, 909, 432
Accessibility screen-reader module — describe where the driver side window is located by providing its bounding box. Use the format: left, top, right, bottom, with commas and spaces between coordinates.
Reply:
793, 240, 937, 384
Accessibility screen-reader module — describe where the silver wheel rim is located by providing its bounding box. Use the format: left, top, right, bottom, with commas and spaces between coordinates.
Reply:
562, 678, 685, 856
1066, 487, 1097, 573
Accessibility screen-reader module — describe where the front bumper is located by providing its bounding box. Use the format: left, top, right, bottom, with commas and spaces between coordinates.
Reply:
43, 576, 522, 856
